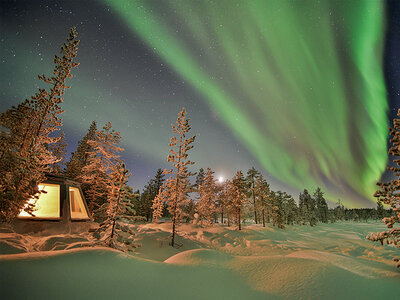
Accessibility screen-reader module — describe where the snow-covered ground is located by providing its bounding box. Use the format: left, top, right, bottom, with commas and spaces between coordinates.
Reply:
1, 221, 399, 299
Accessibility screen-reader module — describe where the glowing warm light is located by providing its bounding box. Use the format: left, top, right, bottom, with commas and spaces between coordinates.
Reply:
18, 184, 60, 219
69, 186, 89, 220
218, 177, 224, 183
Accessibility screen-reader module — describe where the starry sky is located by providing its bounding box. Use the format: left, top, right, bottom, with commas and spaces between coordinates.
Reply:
1, 0, 400, 208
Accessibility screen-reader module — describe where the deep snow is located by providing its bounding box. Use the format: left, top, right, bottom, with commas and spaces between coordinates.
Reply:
1, 221, 399, 299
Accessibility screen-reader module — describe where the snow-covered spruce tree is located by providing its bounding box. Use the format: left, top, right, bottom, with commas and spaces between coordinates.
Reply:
195, 168, 205, 188
48, 131, 67, 175
314, 187, 328, 223
194, 167, 205, 212
333, 199, 345, 221
246, 167, 260, 225
215, 179, 229, 224
376, 200, 385, 220
81, 122, 123, 212
93, 163, 137, 252
197, 168, 217, 225
229, 171, 246, 230
367, 109, 400, 267
299, 189, 317, 226
162, 108, 196, 247
0, 28, 79, 221
281, 192, 298, 225
139, 168, 165, 221
270, 191, 285, 228
221, 179, 234, 226
65, 121, 97, 180
254, 173, 270, 227
152, 187, 165, 223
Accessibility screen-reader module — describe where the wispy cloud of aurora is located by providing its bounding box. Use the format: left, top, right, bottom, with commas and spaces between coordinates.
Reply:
103, 0, 388, 207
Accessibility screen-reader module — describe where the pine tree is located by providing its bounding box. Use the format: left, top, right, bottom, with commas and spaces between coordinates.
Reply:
229, 171, 246, 230
197, 168, 217, 225
48, 131, 67, 175
0, 28, 79, 221
281, 192, 298, 225
139, 168, 165, 221
152, 187, 164, 223
215, 179, 229, 224
93, 163, 136, 252
162, 108, 195, 247
65, 121, 97, 180
376, 200, 385, 220
314, 187, 329, 223
299, 189, 317, 226
270, 191, 285, 228
195, 168, 205, 188
333, 199, 345, 221
254, 174, 270, 227
81, 122, 123, 212
368, 109, 400, 267
246, 167, 260, 224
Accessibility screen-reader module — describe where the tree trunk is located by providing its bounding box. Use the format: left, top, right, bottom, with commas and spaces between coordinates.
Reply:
252, 185, 257, 224
262, 207, 265, 227
238, 208, 241, 230
171, 212, 176, 247
266, 207, 270, 223
171, 130, 183, 247
221, 211, 224, 224
110, 172, 125, 242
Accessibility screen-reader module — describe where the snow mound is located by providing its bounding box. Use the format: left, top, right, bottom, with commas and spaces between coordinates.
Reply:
164, 249, 233, 265
286, 250, 398, 278
0, 248, 269, 300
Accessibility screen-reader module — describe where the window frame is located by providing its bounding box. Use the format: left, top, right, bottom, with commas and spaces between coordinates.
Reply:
67, 184, 90, 221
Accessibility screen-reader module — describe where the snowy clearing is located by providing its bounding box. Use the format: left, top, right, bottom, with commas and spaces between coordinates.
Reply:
1, 221, 399, 299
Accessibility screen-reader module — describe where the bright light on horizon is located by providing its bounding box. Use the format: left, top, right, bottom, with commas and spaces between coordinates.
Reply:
218, 176, 224, 183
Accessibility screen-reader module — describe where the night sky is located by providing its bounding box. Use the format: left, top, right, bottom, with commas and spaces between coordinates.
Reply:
1, 0, 400, 208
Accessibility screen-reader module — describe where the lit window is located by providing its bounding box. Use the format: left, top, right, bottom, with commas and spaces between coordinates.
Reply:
69, 186, 89, 220
18, 184, 60, 219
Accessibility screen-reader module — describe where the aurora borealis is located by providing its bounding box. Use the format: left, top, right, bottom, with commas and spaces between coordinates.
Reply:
0, 0, 399, 207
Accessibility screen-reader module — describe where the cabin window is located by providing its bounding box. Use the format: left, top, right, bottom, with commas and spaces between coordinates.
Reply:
69, 186, 89, 220
18, 184, 60, 219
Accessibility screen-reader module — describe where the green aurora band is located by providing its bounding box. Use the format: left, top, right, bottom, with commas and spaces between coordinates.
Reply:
103, 0, 388, 207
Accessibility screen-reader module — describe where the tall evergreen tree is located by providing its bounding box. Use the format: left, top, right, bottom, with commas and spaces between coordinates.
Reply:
333, 199, 345, 221
195, 168, 205, 188
139, 168, 165, 221
81, 122, 123, 212
246, 167, 260, 224
376, 200, 385, 220
65, 121, 97, 180
254, 174, 270, 227
368, 108, 400, 267
229, 171, 246, 230
152, 187, 164, 223
314, 187, 329, 223
48, 131, 67, 175
215, 179, 229, 224
0, 28, 79, 221
270, 191, 285, 228
160, 108, 195, 247
196, 168, 217, 225
93, 163, 136, 252
281, 192, 298, 225
299, 189, 317, 226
